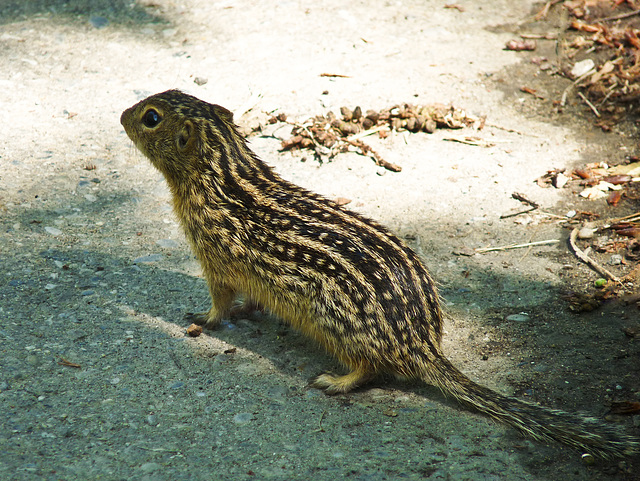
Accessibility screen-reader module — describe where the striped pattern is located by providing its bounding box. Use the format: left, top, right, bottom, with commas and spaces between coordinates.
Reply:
121, 90, 638, 458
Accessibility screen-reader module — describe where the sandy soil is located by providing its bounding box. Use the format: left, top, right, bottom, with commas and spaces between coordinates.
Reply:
0, 1, 638, 480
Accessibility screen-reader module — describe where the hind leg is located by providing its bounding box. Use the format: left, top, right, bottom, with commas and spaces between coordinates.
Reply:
311, 364, 374, 394
229, 297, 263, 318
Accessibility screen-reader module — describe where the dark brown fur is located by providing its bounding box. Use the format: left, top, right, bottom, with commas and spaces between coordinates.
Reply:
121, 89, 638, 458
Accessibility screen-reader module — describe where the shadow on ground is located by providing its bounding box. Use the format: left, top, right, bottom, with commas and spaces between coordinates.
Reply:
0, 0, 165, 26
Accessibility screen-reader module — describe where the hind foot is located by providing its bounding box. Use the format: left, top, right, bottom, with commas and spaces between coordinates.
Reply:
311, 367, 373, 395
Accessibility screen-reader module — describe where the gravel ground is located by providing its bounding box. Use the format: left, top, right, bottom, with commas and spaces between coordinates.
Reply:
0, 1, 639, 480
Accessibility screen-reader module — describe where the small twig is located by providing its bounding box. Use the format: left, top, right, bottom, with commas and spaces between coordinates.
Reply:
168, 350, 184, 371
520, 33, 558, 40
519, 226, 544, 262
58, 357, 81, 369
568, 228, 620, 282
312, 410, 327, 433
599, 9, 640, 22
132, 445, 183, 454
577, 91, 601, 117
442, 136, 496, 147
520, 86, 546, 100
561, 69, 596, 107
475, 239, 559, 253
534, 0, 563, 21
348, 139, 401, 172
484, 123, 528, 136
609, 212, 640, 224
444, 4, 465, 12
501, 209, 534, 220
538, 210, 571, 220
319, 73, 350, 78
500, 192, 539, 219
512, 192, 539, 209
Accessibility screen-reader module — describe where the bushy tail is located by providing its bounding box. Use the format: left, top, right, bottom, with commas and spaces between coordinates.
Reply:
426, 354, 638, 458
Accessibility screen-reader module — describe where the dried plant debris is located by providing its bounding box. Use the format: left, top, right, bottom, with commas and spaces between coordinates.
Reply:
533, 1, 640, 120
562, 214, 640, 310
271, 104, 478, 172
536, 160, 640, 203
515, 162, 640, 308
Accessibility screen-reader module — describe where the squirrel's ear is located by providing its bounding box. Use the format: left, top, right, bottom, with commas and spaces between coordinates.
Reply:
177, 120, 195, 151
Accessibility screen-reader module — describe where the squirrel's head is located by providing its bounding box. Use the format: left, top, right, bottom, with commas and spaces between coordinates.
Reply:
120, 89, 236, 183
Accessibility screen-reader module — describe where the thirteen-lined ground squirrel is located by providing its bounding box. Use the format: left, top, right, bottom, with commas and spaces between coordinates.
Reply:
121, 89, 638, 459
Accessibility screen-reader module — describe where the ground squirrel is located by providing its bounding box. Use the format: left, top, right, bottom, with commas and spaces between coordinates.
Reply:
121, 89, 638, 459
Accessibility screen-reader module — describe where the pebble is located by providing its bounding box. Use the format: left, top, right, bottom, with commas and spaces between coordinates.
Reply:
139, 462, 161, 473
501, 282, 519, 293
146, 414, 158, 425
577, 227, 595, 239
571, 58, 594, 78
89, 16, 109, 29
553, 172, 569, 189
304, 389, 322, 399
44, 226, 62, 236
133, 254, 163, 264
266, 386, 289, 402
233, 412, 253, 425
367, 388, 389, 401
156, 239, 179, 248
212, 354, 231, 368
21, 463, 37, 473
609, 254, 623, 265
27, 355, 41, 366
58, 426, 74, 438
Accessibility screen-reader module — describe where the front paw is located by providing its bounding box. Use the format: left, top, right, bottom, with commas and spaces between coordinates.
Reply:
184, 311, 222, 330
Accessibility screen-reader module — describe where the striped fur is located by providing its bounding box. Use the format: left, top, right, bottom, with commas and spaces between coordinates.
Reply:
121, 90, 638, 459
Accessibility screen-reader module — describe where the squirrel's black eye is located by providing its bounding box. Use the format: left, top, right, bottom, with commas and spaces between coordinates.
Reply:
142, 109, 161, 128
